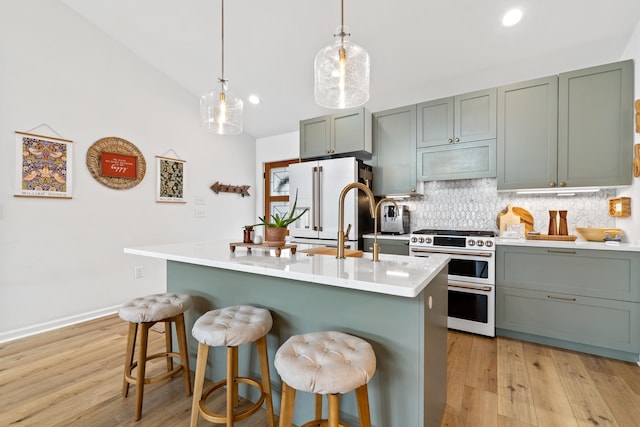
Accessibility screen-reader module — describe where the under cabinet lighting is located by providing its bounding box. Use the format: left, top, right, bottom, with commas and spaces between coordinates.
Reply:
514, 187, 601, 196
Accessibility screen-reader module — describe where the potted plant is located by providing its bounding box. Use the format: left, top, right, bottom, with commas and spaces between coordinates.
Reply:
251, 190, 308, 246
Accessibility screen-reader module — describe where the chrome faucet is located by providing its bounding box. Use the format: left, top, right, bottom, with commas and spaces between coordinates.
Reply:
337, 182, 375, 259
372, 198, 399, 262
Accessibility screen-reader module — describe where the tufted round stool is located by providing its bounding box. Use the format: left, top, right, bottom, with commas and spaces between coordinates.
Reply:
118, 292, 193, 421
190, 305, 275, 427
274, 331, 376, 427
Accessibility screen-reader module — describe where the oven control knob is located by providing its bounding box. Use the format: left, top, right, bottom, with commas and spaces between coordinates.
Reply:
411, 237, 417, 243
468, 239, 475, 246
485, 240, 494, 247
477, 240, 484, 247
424, 237, 432, 244
418, 237, 425, 243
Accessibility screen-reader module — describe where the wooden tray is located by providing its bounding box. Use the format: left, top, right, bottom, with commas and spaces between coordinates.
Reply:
525, 234, 577, 241
229, 242, 297, 257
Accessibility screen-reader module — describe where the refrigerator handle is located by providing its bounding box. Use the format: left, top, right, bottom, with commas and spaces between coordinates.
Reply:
312, 166, 318, 231
317, 166, 323, 231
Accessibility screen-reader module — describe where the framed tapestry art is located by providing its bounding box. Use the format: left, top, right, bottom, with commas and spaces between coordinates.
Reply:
156, 156, 186, 203
14, 131, 73, 198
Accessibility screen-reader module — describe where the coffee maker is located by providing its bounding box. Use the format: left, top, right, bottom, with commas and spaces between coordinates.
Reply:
380, 202, 410, 234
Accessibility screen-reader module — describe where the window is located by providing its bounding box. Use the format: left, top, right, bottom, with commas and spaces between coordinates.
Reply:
263, 159, 300, 220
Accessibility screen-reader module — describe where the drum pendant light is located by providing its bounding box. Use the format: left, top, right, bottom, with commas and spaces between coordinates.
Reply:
314, 0, 370, 109
200, 0, 243, 135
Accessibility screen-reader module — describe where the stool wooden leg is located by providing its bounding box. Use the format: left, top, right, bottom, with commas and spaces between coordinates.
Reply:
175, 313, 192, 396
314, 394, 323, 420
278, 382, 296, 427
355, 385, 372, 427
164, 320, 174, 372
327, 394, 339, 427
134, 323, 151, 421
226, 346, 238, 426
256, 335, 275, 427
122, 322, 137, 397
190, 342, 209, 427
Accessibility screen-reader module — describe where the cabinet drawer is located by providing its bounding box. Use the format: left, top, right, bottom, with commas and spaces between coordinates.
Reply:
497, 286, 640, 353
363, 238, 410, 256
496, 246, 640, 302
417, 139, 496, 181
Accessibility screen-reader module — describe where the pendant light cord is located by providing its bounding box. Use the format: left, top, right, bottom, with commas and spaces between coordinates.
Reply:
219, 0, 226, 84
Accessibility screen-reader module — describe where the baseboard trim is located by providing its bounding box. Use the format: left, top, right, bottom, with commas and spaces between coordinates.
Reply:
0, 306, 120, 344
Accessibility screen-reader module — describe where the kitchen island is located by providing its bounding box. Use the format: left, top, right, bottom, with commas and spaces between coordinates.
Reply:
124, 241, 449, 427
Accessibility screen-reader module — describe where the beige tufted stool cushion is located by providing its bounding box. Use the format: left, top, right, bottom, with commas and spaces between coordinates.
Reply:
118, 292, 192, 421
275, 331, 376, 427
118, 292, 192, 323
190, 305, 275, 427
275, 331, 376, 394
191, 305, 273, 347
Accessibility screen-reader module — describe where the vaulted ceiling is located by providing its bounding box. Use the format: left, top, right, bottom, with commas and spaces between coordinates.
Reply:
60, 0, 640, 139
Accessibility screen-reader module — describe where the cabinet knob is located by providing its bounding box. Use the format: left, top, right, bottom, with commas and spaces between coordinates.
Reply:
560, 181, 567, 187
448, 138, 453, 143
455, 137, 460, 143
549, 181, 557, 187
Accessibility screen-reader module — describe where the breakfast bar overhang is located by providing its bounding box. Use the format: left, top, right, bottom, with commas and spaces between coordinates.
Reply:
124, 242, 449, 427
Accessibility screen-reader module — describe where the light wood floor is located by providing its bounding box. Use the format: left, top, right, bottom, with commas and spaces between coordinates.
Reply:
1, 315, 639, 426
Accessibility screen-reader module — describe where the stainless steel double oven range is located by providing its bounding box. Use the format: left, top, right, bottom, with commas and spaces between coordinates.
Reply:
409, 229, 496, 337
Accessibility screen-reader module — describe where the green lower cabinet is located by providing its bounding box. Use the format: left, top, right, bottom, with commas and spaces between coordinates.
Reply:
363, 237, 410, 256
496, 245, 640, 362
497, 286, 640, 355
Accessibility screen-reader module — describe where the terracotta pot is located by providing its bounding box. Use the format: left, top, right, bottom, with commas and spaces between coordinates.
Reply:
264, 227, 288, 246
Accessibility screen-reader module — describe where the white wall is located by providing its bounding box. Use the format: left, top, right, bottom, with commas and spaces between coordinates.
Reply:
254, 131, 299, 238
618, 20, 640, 244
0, 0, 256, 341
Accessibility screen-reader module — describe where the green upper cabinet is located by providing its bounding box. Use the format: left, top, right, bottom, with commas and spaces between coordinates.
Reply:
417, 88, 497, 148
416, 97, 454, 147
558, 60, 633, 188
372, 105, 417, 196
417, 88, 497, 181
299, 107, 371, 160
497, 76, 558, 190
497, 60, 633, 191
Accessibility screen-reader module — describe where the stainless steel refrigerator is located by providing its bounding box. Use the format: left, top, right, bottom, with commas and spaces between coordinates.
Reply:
288, 157, 373, 249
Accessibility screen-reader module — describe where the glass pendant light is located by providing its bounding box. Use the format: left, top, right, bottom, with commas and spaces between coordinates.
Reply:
314, 0, 370, 109
200, 0, 243, 135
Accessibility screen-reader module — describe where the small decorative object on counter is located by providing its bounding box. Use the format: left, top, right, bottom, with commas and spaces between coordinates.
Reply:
250, 190, 308, 246
243, 226, 254, 243
558, 210, 568, 236
548, 210, 558, 235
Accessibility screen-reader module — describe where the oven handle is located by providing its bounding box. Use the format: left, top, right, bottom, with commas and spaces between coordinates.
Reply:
448, 282, 493, 292
410, 247, 494, 258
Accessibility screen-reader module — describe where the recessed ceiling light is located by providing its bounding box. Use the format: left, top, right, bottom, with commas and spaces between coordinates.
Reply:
248, 94, 261, 105
502, 8, 523, 27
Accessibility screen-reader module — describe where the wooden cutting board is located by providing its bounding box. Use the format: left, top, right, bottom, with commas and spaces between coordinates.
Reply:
301, 248, 364, 258
497, 206, 534, 233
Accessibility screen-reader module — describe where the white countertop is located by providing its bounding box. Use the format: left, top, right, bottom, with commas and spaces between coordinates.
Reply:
496, 237, 640, 252
124, 241, 449, 298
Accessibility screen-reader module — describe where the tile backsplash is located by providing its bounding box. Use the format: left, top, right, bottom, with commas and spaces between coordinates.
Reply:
405, 178, 616, 235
